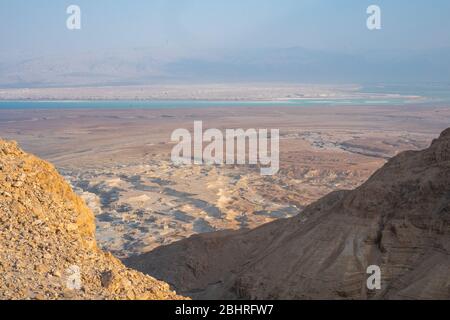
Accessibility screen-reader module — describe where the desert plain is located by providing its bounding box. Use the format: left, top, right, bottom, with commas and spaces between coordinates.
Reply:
1, 103, 449, 258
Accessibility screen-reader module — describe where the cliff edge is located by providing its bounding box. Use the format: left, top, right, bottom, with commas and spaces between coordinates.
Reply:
0, 139, 184, 300
126, 128, 450, 300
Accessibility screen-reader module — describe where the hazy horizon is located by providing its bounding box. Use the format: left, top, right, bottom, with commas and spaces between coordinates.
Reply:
1, 0, 450, 87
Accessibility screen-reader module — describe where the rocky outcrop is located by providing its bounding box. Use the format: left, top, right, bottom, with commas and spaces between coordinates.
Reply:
0, 139, 185, 300
125, 128, 450, 299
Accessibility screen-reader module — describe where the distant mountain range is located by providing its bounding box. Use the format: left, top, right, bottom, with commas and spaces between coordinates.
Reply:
1, 47, 450, 88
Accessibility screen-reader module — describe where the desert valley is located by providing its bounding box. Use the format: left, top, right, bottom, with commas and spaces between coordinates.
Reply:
0, 101, 449, 299
1, 102, 449, 258
1, 0, 450, 307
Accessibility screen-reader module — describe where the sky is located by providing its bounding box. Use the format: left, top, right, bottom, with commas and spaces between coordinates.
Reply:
1, 0, 449, 58
0, 0, 449, 86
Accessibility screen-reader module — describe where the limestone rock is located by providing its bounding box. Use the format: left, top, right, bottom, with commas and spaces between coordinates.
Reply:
0, 138, 186, 300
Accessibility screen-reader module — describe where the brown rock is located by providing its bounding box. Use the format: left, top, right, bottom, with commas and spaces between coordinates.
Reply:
126, 128, 450, 300
0, 138, 186, 300
100, 270, 118, 290
66, 223, 78, 232
52, 270, 62, 278
34, 264, 48, 274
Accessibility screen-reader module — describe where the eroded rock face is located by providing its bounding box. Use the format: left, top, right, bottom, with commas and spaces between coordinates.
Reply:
126, 128, 450, 300
0, 139, 185, 300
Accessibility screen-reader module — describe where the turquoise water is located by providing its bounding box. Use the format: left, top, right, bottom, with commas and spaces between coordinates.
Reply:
0, 97, 425, 110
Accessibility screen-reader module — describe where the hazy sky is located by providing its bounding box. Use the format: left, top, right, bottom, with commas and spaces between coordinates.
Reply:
1, 0, 450, 59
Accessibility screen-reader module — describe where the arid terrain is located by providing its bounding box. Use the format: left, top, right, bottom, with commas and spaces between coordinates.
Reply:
2, 0, 449, 302
1, 104, 449, 259
0, 139, 184, 299
126, 127, 450, 299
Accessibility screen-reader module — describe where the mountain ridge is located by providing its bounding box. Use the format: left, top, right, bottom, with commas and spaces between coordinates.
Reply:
2, 47, 450, 88
125, 128, 450, 299
0, 139, 185, 300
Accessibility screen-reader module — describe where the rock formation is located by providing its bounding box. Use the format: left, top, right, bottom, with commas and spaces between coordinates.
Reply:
126, 128, 450, 299
0, 139, 184, 300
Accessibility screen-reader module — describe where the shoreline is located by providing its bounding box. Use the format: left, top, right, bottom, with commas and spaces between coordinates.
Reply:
0, 98, 431, 110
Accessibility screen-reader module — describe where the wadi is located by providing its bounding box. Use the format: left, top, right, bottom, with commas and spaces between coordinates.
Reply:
1, 0, 449, 305
126, 127, 450, 299
1, 124, 449, 299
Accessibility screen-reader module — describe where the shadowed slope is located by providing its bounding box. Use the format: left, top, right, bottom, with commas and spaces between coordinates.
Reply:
125, 128, 450, 299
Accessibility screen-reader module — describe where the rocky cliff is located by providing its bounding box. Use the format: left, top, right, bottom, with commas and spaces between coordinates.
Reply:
126, 128, 450, 299
0, 139, 184, 300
